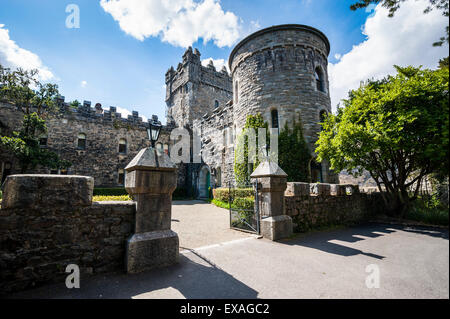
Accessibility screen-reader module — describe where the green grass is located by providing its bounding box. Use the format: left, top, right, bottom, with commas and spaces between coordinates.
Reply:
210, 199, 232, 209
407, 207, 449, 226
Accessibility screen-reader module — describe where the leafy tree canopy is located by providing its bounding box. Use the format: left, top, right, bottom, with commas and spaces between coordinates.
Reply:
0, 64, 71, 173
316, 65, 449, 216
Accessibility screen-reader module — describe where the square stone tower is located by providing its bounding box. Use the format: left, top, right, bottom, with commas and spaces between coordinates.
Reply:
165, 47, 233, 129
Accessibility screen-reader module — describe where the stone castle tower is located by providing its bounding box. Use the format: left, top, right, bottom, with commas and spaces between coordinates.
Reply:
165, 47, 232, 128
228, 24, 336, 183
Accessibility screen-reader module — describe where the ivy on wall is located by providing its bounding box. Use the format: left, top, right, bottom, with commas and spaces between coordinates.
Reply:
234, 113, 268, 186
234, 113, 311, 184
278, 115, 311, 182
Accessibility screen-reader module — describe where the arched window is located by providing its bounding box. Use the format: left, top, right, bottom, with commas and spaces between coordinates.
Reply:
118, 168, 125, 185
119, 138, 127, 154
234, 81, 239, 103
315, 67, 325, 92
319, 110, 327, 131
271, 109, 279, 129
77, 133, 86, 150
214, 100, 219, 108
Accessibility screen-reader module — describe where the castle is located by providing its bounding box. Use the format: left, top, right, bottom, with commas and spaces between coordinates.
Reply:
0, 24, 338, 197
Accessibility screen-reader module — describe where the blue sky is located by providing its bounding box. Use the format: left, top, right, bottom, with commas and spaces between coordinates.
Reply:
0, 0, 448, 123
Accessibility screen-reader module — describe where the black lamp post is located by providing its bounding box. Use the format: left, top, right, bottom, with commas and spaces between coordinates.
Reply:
147, 115, 162, 148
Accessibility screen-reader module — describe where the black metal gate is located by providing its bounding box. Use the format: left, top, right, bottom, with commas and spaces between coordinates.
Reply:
228, 181, 260, 234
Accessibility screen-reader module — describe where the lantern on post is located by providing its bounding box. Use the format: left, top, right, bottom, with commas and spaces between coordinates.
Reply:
147, 115, 162, 148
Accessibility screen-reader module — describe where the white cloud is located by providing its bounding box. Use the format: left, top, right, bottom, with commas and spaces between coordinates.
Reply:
0, 24, 54, 81
201, 57, 229, 72
116, 106, 148, 122
100, 0, 241, 48
334, 53, 342, 61
328, 0, 449, 112
81, 80, 87, 88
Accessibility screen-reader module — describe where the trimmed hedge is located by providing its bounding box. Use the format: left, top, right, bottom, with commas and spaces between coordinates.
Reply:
93, 188, 128, 196
213, 187, 253, 203
233, 197, 254, 210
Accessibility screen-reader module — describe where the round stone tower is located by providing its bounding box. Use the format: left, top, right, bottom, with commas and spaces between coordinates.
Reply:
229, 24, 337, 183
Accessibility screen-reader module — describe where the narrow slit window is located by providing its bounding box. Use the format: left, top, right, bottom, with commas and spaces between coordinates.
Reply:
77, 133, 86, 150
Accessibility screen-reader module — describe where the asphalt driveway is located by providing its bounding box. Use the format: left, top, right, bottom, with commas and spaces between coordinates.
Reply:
8, 223, 449, 299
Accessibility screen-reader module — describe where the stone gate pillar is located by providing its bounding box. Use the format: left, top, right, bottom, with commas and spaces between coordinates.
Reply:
250, 161, 293, 241
124, 147, 179, 274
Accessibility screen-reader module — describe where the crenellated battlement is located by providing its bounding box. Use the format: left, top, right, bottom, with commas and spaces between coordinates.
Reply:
165, 47, 233, 128
1, 97, 164, 130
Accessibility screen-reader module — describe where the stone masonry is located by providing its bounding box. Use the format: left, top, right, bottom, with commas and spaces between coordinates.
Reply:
1, 24, 340, 197
0, 175, 136, 294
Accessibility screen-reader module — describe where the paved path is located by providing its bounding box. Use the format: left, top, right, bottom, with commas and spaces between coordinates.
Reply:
171, 200, 255, 250
9, 223, 448, 299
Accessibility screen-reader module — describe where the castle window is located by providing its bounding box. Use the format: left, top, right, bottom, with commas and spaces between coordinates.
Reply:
315, 67, 325, 92
271, 109, 279, 129
234, 81, 239, 103
119, 138, 127, 154
39, 135, 48, 147
184, 84, 189, 93
215, 100, 219, 108
319, 110, 327, 131
118, 168, 125, 185
216, 167, 222, 187
77, 133, 86, 150
163, 144, 169, 155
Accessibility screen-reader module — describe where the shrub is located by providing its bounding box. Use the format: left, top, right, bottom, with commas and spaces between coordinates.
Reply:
213, 187, 254, 203
93, 188, 128, 196
93, 195, 131, 201
233, 197, 254, 210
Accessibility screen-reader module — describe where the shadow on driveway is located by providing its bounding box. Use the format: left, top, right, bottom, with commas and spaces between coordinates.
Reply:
9, 252, 258, 299
281, 223, 448, 260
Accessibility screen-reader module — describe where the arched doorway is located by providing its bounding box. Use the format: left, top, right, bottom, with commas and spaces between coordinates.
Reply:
310, 161, 323, 183
198, 166, 211, 198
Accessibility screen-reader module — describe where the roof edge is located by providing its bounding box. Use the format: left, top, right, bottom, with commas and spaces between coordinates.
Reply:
229, 24, 330, 71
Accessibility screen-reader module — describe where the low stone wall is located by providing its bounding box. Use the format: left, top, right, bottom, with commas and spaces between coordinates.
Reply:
285, 182, 385, 232
0, 175, 135, 295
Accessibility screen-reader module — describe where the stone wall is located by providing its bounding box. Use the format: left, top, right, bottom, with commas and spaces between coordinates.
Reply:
284, 182, 385, 232
0, 102, 179, 188
0, 175, 136, 294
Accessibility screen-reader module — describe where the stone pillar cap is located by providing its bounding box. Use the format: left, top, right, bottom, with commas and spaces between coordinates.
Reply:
125, 147, 177, 172
250, 161, 287, 178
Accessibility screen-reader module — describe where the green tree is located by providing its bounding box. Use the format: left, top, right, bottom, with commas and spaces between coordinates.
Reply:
350, 0, 449, 46
278, 115, 311, 182
0, 64, 71, 173
234, 114, 268, 186
316, 66, 449, 216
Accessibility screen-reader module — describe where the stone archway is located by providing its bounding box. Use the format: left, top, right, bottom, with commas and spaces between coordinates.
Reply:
198, 165, 211, 198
